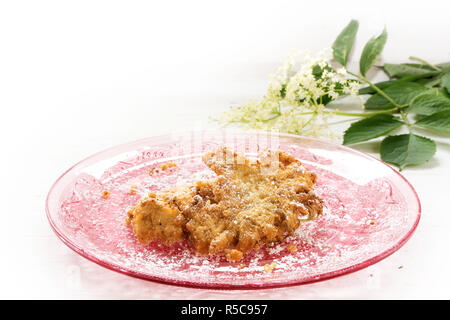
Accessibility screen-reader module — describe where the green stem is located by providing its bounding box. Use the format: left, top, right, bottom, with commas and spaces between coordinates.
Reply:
348, 71, 401, 108
293, 108, 397, 117
234, 108, 393, 125
262, 112, 281, 122
303, 100, 321, 129
333, 109, 397, 117
397, 107, 413, 132
302, 113, 315, 128
424, 77, 442, 88
409, 56, 441, 71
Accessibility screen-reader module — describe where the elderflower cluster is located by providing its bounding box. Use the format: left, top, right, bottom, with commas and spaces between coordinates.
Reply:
218, 49, 360, 138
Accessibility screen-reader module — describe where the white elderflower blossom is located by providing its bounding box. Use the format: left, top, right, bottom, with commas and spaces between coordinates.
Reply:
217, 49, 360, 138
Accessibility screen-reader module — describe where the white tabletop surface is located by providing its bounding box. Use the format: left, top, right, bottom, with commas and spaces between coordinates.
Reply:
1, 0, 450, 299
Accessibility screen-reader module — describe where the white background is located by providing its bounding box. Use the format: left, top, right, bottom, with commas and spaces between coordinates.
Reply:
1, 0, 450, 299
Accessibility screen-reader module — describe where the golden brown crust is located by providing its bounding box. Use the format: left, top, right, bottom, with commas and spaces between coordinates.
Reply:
126, 147, 323, 261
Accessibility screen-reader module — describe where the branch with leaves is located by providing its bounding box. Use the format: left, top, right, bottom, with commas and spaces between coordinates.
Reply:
215, 20, 450, 170
334, 20, 450, 170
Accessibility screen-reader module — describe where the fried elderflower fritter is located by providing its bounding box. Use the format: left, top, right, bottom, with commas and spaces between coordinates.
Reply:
126, 147, 323, 261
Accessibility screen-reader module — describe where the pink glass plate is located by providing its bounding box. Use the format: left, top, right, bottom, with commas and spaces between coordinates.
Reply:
46, 129, 420, 289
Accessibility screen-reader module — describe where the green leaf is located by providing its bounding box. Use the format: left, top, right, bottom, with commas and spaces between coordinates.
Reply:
436, 62, 450, 72
437, 87, 450, 99
442, 73, 450, 94
332, 20, 359, 67
280, 83, 287, 98
415, 109, 450, 134
380, 134, 436, 170
359, 80, 396, 95
383, 64, 439, 78
422, 87, 450, 99
359, 72, 438, 95
365, 82, 427, 110
403, 63, 437, 71
360, 27, 387, 76
343, 114, 404, 145
312, 64, 333, 80
416, 74, 442, 87
407, 93, 450, 115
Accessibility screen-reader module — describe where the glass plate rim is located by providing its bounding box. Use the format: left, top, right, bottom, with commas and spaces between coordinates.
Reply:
45, 129, 421, 289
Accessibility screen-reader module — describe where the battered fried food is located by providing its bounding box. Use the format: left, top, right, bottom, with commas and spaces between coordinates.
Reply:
126, 147, 323, 261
